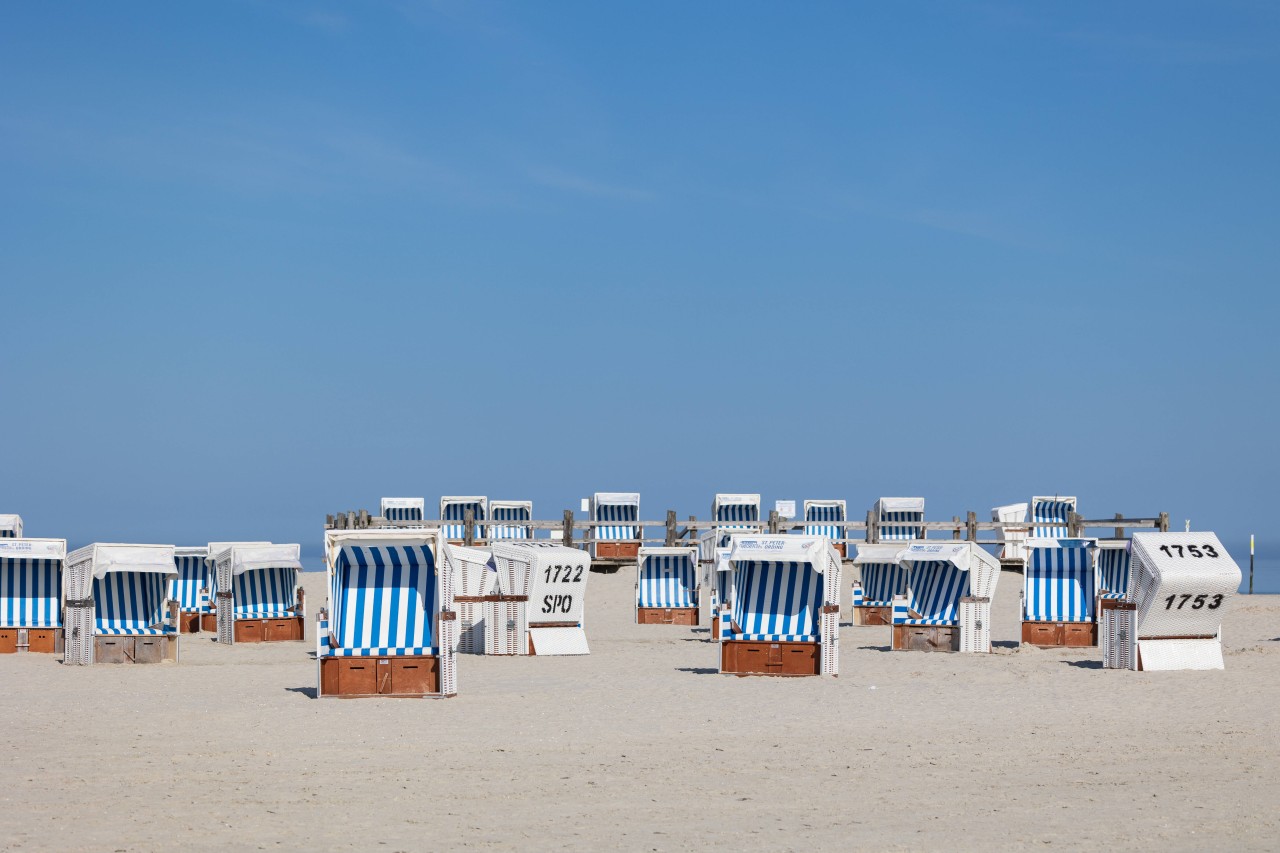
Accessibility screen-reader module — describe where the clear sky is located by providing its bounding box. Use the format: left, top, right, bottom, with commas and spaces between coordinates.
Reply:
3, 2, 1277, 566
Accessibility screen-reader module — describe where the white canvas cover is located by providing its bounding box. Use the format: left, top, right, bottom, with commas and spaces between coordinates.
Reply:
592, 492, 640, 509
444, 543, 496, 598
381, 496, 425, 512
895, 542, 1001, 599
440, 496, 487, 514
323, 528, 446, 570
875, 497, 925, 514
0, 515, 23, 537
728, 535, 838, 570
992, 503, 1028, 523
220, 543, 303, 575
851, 543, 906, 564
0, 538, 66, 561
68, 544, 178, 580
713, 494, 760, 512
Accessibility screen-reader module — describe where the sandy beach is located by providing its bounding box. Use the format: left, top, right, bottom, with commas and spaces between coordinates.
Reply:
1, 568, 1277, 852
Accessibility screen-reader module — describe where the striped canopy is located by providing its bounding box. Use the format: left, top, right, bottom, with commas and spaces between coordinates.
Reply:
1098, 544, 1131, 599
1024, 542, 1096, 622
714, 495, 759, 523
441, 497, 486, 540
0, 557, 61, 628
232, 566, 298, 618
903, 561, 970, 625
804, 500, 845, 539
490, 501, 533, 540
876, 497, 924, 540
859, 563, 907, 606
169, 551, 209, 613
94, 571, 171, 635
593, 494, 639, 540
1031, 496, 1077, 538
637, 550, 697, 609
330, 543, 437, 655
382, 498, 425, 523
731, 560, 822, 642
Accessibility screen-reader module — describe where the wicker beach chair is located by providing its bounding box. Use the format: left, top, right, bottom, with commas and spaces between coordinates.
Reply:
213, 544, 306, 644
0, 537, 65, 654
1021, 539, 1099, 647
890, 542, 999, 653
63, 543, 179, 665
589, 492, 641, 559
635, 546, 699, 626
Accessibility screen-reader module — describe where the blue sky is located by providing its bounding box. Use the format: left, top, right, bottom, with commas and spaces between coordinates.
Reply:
2, 2, 1277, 568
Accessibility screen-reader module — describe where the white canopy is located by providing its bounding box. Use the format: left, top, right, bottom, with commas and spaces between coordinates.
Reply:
220, 543, 303, 575
592, 492, 639, 507
440, 495, 486, 511
381, 497, 425, 510
851, 543, 906, 564
991, 503, 1028, 523
715, 493, 759, 507
895, 542, 997, 574
175, 546, 209, 558
0, 514, 23, 536
727, 535, 835, 571
875, 497, 925, 513
67, 543, 178, 579
1025, 538, 1096, 551
207, 541, 270, 563
0, 538, 66, 561
324, 528, 444, 573
490, 499, 533, 514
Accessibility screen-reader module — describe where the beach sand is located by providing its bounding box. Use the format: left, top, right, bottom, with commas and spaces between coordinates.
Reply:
2, 568, 1277, 852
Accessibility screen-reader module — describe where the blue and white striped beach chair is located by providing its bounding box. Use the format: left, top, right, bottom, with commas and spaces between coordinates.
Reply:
0, 515, 23, 539
441, 496, 487, 543
636, 546, 699, 625
168, 547, 210, 633
381, 497, 425, 524
1097, 540, 1132, 601
1031, 496, 1077, 538
590, 492, 640, 559
62, 543, 179, 665
489, 501, 533, 540
718, 535, 841, 676
213, 544, 305, 645
318, 528, 456, 696
804, 500, 847, 555
851, 543, 908, 626
712, 494, 762, 547
874, 497, 925, 541
1021, 539, 1099, 647
0, 538, 65, 654
891, 542, 1000, 653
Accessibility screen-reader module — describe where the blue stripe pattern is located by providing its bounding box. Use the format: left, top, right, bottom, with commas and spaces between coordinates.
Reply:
716, 503, 759, 523
0, 558, 61, 628
805, 503, 844, 538
859, 562, 907, 606
0, 530, 15, 539
94, 572, 171, 635
731, 561, 821, 642
1098, 548, 1131, 597
331, 544, 436, 654
595, 502, 637, 540
1025, 546, 1094, 621
1032, 500, 1073, 538
902, 561, 970, 625
880, 511, 923, 540
491, 505, 532, 540
638, 554, 696, 608
385, 506, 423, 522
169, 555, 208, 613
443, 501, 485, 540
232, 567, 298, 617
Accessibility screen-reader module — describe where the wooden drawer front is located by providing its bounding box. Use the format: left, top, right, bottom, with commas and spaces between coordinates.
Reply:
1022, 622, 1061, 647
390, 658, 438, 695
723, 641, 821, 676
200, 614, 218, 633
95, 637, 135, 664
856, 606, 891, 626
266, 619, 299, 642
338, 659, 378, 695
638, 607, 698, 626
134, 637, 166, 664
0, 629, 16, 654
1063, 622, 1097, 647
179, 613, 202, 633
597, 542, 639, 560
28, 629, 59, 653
894, 625, 959, 652
236, 620, 265, 643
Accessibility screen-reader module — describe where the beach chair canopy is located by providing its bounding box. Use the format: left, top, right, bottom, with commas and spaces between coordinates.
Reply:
637, 547, 698, 609
992, 503, 1028, 524
713, 494, 760, 523
1097, 540, 1132, 599
170, 546, 210, 613
441, 496, 487, 539
591, 492, 639, 540
444, 543, 496, 598
489, 500, 533, 540
725, 535, 837, 642
804, 500, 846, 539
1023, 539, 1098, 622
66, 544, 177, 636
204, 541, 271, 600
875, 497, 925, 540
324, 529, 446, 656
381, 497, 425, 523
1031, 496, 1077, 538
0, 514, 23, 538
852, 543, 908, 607
895, 542, 999, 626
216, 543, 303, 619
0, 538, 65, 628
1130, 532, 1240, 637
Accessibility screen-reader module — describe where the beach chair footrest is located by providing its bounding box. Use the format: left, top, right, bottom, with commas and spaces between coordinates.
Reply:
595, 542, 639, 560
637, 606, 698, 626
1021, 620, 1097, 648
721, 640, 820, 676
233, 616, 304, 643
0, 627, 63, 654
892, 624, 959, 652
179, 612, 203, 634
93, 634, 175, 664
852, 605, 892, 626
319, 655, 441, 697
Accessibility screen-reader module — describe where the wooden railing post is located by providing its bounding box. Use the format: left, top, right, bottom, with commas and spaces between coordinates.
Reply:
866, 509, 877, 544
967, 511, 977, 542
666, 510, 676, 547
768, 510, 780, 534
1114, 512, 1124, 540
1067, 511, 1082, 538
952, 516, 961, 541
1158, 512, 1169, 533
463, 509, 475, 546
563, 509, 574, 547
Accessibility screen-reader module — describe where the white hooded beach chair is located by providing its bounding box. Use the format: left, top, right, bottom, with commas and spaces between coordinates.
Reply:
444, 543, 495, 654
1105, 532, 1240, 671
874, 497, 925, 541
717, 535, 840, 677
850, 543, 908, 626
213, 544, 305, 644
487, 542, 591, 655
635, 546, 699, 625
1021, 539, 1099, 647
1031, 496, 1077, 538
0, 514, 23, 539
441, 496, 487, 544
699, 528, 731, 640
0, 538, 65, 654
804, 500, 847, 557
317, 528, 457, 697
169, 546, 210, 634
992, 503, 1030, 567
200, 541, 271, 633
891, 542, 999, 653
589, 492, 640, 559
63, 544, 179, 665
489, 500, 533, 541
712, 494, 763, 548
381, 497, 425, 524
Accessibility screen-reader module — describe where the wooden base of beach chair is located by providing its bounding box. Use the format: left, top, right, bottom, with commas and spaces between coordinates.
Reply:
1021, 621, 1098, 648
892, 624, 959, 652
93, 635, 176, 664
0, 628, 63, 654
233, 616, 304, 643
853, 605, 892, 626
319, 655, 440, 697
721, 640, 820, 676
178, 613, 203, 633
201, 613, 218, 633
637, 606, 698, 626
833, 544, 846, 559
596, 542, 639, 560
